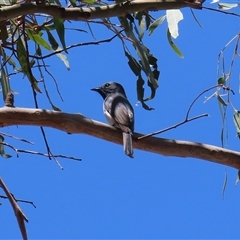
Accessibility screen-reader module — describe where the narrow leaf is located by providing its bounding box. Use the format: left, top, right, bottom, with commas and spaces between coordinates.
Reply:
233, 110, 240, 138
222, 169, 227, 199
45, 29, 59, 50
56, 47, 70, 70
53, 18, 68, 53
0, 135, 11, 158
149, 16, 166, 36
26, 29, 51, 50
167, 28, 184, 58
217, 95, 227, 106
16, 38, 41, 93
125, 51, 141, 76
139, 16, 145, 40
166, 9, 183, 39
235, 170, 240, 186
0, 65, 10, 102
137, 75, 154, 110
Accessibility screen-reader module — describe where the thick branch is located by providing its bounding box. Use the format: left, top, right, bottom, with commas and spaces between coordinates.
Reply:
0, 0, 202, 22
0, 107, 239, 169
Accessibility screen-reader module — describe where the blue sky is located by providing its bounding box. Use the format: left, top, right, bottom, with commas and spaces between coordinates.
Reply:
1, 1, 240, 239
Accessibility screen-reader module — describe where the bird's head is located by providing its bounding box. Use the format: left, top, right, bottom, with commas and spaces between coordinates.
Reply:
91, 82, 127, 99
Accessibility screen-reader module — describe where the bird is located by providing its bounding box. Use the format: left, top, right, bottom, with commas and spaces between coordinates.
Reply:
91, 82, 134, 158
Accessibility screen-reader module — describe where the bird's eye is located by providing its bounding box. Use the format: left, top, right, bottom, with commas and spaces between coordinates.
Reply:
105, 83, 110, 88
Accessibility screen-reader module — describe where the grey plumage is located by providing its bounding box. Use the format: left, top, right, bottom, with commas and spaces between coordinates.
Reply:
91, 82, 134, 158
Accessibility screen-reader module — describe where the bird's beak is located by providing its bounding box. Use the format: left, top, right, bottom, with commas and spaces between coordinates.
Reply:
91, 87, 101, 92
91, 86, 106, 99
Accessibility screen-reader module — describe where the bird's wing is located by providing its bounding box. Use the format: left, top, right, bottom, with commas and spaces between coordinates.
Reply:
110, 95, 134, 133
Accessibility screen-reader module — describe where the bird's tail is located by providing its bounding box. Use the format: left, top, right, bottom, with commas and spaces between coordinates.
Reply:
122, 132, 134, 158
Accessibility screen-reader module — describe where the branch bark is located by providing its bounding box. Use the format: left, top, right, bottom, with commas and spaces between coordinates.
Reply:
0, 0, 202, 22
0, 106, 240, 169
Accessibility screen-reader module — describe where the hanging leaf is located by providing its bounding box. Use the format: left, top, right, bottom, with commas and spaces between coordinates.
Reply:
217, 95, 227, 106
149, 16, 166, 36
55, 47, 70, 70
0, 135, 11, 158
222, 169, 227, 199
167, 28, 184, 58
45, 29, 59, 50
233, 110, 240, 138
137, 75, 154, 110
139, 16, 145, 40
235, 170, 240, 186
16, 38, 41, 93
53, 18, 68, 53
26, 29, 51, 51
125, 51, 141, 76
166, 9, 183, 39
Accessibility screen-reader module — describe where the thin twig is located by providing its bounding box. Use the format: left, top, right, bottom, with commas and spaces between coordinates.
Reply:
4, 28, 125, 60
138, 113, 208, 140
185, 84, 223, 120
1, 142, 81, 161
139, 84, 225, 140
0, 132, 34, 144
0, 195, 36, 208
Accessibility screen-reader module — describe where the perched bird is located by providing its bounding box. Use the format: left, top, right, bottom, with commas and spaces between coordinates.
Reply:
91, 82, 134, 158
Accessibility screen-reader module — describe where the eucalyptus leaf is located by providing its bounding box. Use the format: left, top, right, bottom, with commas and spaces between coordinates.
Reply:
0, 135, 11, 158
54, 18, 68, 53
167, 28, 184, 58
149, 16, 166, 36
233, 110, 240, 138
26, 29, 51, 51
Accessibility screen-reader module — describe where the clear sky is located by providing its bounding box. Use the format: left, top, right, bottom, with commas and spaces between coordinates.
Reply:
1, 1, 240, 239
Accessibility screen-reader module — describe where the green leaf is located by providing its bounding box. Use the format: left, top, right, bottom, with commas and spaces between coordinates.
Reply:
7, 56, 17, 70
233, 110, 240, 138
137, 75, 154, 110
125, 51, 141, 76
149, 16, 166, 36
69, 0, 76, 6
167, 28, 184, 58
235, 170, 240, 186
139, 16, 145, 40
0, 135, 11, 158
46, 29, 59, 50
145, 13, 151, 31
82, 0, 95, 4
222, 169, 227, 199
136, 45, 158, 88
0, 64, 10, 102
16, 38, 41, 93
55, 47, 70, 70
26, 29, 51, 51
53, 18, 68, 53
217, 95, 227, 106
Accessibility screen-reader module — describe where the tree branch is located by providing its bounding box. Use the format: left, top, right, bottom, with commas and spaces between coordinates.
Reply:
0, 0, 202, 22
0, 107, 239, 169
